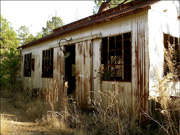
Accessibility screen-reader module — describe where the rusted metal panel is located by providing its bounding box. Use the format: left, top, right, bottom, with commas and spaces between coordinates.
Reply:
131, 12, 149, 117
101, 81, 132, 108
92, 11, 150, 117
75, 40, 92, 107
75, 43, 81, 105
92, 39, 101, 101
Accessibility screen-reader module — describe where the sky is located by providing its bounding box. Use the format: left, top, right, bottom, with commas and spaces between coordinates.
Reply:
1, 1, 95, 36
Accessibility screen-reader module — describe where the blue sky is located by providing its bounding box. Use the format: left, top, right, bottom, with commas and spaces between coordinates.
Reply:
1, 1, 95, 35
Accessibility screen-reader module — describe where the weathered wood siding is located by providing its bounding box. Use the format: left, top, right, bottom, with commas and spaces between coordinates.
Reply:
93, 39, 101, 101
75, 41, 92, 107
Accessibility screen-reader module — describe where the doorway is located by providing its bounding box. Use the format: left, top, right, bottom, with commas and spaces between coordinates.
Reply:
65, 45, 75, 95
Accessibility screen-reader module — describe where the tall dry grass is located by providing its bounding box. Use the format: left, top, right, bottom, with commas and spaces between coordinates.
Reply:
148, 43, 180, 135
86, 90, 142, 135
35, 80, 84, 134
1, 116, 10, 135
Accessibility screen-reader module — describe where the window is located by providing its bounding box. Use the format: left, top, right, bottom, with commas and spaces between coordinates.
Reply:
24, 53, 32, 77
164, 33, 180, 78
101, 32, 131, 81
42, 48, 53, 78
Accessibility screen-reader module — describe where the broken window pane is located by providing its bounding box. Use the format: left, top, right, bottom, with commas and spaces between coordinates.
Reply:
101, 32, 131, 81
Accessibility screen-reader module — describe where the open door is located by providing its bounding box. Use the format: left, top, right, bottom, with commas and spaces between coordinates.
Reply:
65, 45, 75, 95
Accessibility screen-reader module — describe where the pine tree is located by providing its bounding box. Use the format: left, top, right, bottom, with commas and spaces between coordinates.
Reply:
42, 16, 64, 36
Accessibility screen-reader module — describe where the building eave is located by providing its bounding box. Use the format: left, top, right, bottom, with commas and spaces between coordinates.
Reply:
20, 0, 159, 49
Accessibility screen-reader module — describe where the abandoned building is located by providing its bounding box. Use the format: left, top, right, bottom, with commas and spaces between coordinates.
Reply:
20, 0, 180, 115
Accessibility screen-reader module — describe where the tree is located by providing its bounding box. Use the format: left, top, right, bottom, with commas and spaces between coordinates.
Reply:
34, 32, 43, 40
1, 48, 20, 94
42, 16, 64, 36
17, 25, 35, 45
26, 34, 35, 44
93, 0, 133, 14
0, 15, 21, 95
0, 15, 20, 54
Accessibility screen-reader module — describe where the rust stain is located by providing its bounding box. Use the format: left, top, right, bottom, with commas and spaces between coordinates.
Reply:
135, 34, 138, 100
140, 37, 143, 111
89, 76, 92, 103
136, 23, 140, 116
89, 43, 92, 58
80, 74, 83, 107
86, 41, 89, 52
143, 30, 147, 113
84, 48, 86, 65
122, 87, 124, 93
79, 43, 82, 55
84, 73, 87, 106
89, 41, 93, 102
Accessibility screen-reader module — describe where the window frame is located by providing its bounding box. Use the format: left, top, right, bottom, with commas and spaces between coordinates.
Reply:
24, 53, 32, 77
101, 32, 132, 82
42, 48, 54, 78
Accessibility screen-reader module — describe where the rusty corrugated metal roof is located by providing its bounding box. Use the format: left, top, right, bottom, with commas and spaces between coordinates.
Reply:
20, 0, 159, 49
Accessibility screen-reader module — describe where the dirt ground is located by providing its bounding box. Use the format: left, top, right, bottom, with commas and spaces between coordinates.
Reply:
1, 97, 50, 135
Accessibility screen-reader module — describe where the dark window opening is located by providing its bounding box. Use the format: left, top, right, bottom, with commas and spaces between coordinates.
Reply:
42, 48, 53, 78
24, 53, 32, 77
164, 33, 180, 79
101, 32, 131, 81
65, 45, 75, 95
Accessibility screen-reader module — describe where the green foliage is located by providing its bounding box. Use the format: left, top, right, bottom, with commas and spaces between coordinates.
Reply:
26, 34, 35, 43
17, 25, 29, 43
1, 48, 21, 94
17, 25, 36, 45
42, 16, 64, 36
17, 16, 64, 45
0, 15, 20, 54
93, 0, 133, 14
34, 32, 43, 40
0, 15, 21, 95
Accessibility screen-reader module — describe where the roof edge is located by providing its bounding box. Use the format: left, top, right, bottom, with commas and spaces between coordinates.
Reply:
20, 0, 159, 49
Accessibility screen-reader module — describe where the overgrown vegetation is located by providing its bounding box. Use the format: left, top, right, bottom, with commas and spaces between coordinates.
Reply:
148, 43, 180, 135
1, 43, 179, 135
1, 14, 179, 135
